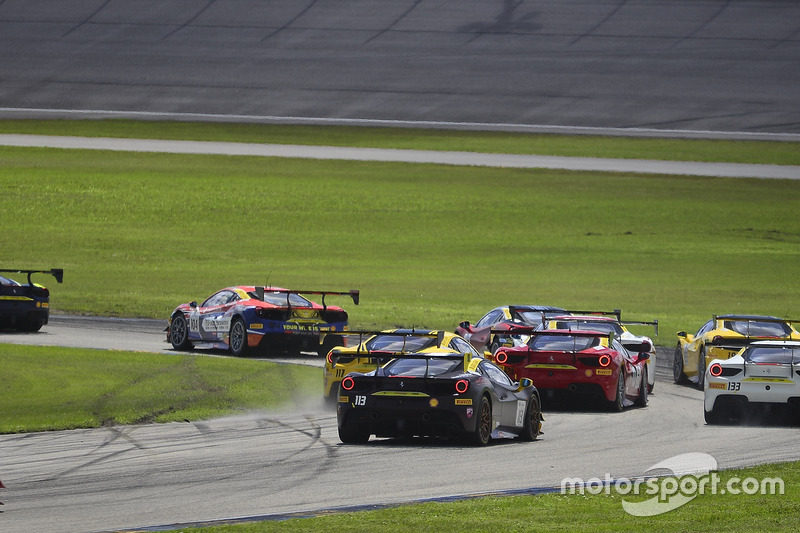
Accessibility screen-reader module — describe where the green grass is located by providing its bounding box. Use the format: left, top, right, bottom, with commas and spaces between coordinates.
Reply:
0, 344, 319, 433
2, 136, 800, 343
1, 119, 799, 164
164, 461, 799, 532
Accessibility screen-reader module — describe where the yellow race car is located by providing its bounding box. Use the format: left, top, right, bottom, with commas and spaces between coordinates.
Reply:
322, 329, 483, 403
674, 314, 800, 388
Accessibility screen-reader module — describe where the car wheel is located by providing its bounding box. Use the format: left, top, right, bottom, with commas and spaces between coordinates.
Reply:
635, 367, 648, 408
520, 394, 542, 441
169, 314, 192, 350
228, 317, 248, 356
704, 407, 723, 425
697, 347, 707, 390
673, 344, 688, 384
609, 371, 625, 412
338, 424, 370, 444
489, 337, 501, 354
469, 396, 492, 446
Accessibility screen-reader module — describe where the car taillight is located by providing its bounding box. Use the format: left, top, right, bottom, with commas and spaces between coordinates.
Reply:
598, 355, 611, 367
455, 379, 469, 394
342, 376, 355, 391
327, 351, 335, 365
709, 363, 723, 377
495, 351, 508, 364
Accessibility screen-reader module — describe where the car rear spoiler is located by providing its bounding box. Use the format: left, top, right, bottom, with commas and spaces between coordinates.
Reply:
495, 326, 614, 349
0, 268, 64, 285
544, 309, 659, 335
321, 330, 446, 359
254, 287, 359, 308
713, 315, 800, 323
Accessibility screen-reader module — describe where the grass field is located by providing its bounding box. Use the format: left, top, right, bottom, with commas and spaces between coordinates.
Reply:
2, 120, 800, 343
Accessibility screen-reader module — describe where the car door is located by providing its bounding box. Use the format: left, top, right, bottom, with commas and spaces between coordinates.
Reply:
685, 319, 713, 372
197, 290, 238, 341
480, 360, 526, 428
614, 339, 640, 398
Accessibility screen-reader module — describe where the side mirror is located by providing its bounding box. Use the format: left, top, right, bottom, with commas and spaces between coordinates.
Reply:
519, 377, 534, 389
189, 301, 198, 308
637, 353, 650, 362
459, 321, 471, 330
677, 331, 687, 338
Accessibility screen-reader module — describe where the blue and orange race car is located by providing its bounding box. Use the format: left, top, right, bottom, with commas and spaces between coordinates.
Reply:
0, 268, 64, 331
167, 286, 359, 356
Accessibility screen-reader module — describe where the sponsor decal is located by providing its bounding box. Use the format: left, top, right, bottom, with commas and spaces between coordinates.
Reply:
708, 382, 727, 389
515, 400, 526, 426
338, 395, 348, 403
250, 323, 263, 330
429, 398, 439, 408
466, 408, 474, 419
585, 369, 593, 377
596, 368, 613, 376
454, 398, 473, 406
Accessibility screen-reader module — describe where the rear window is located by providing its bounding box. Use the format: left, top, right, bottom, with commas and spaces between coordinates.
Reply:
367, 335, 436, 352
530, 335, 600, 352
746, 346, 800, 364
554, 320, 622, 335
726, 320, 792, 337
384, 357, 462, 377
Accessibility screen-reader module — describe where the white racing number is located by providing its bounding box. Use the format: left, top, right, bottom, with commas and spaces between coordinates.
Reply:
354, 395, 367, 406
515, 400, 526, 426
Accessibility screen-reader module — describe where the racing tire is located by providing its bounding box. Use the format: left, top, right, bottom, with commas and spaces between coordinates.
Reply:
520, 394, 542, 441
338, 424, 370, 444
228, 317, 249, 357
609, 371, 625, 412
673, 344, 688, 384
704, 407, 723, 425
635, 367, 648, 408
489, 337, 501, 355
469, 396, 493, 446
169, 314, 193, 351
697, 347, 707, 390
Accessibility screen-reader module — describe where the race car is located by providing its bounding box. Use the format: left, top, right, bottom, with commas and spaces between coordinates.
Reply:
491, 328, 650, 411
704, 340, 800, 424
0, 268, 64, 332
539, 311, 658, 392
322, 329, 482, 403
456, 304, 567, 353
674, 315, 800, 389
337, 351, 543, 445
167, 286, 359, 356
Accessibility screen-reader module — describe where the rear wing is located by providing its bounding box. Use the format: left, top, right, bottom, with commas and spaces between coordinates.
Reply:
496, 327, 614, 350
379, 351, 476, 376
544, 309, 658, 336
713, 315, 800, 339
254, 287, 359, 309
320, 329, 445, 356
0, 268, 63, 285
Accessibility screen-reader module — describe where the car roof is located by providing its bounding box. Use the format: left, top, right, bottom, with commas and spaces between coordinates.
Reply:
716, 314, 783, 321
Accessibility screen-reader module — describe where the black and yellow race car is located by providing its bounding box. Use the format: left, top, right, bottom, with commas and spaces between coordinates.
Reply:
0, 268, 63, 331
336, 351, 543, 446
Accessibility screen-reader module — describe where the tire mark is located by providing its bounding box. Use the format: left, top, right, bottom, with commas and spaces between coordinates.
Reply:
261, 0, 318, 42
366, 0, 424, 43
161, 0, 218, 40
60, 0, 113, 38
669, 0, 730, 50
569, 0, 628, 46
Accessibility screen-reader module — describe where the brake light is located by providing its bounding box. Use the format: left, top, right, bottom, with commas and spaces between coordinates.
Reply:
495, 351, 508, 364
327, 351, 334, 365
598, 355, 611, 367
709, 363, 723, 377
455, 379, 469, 394
341, 376, 355, 391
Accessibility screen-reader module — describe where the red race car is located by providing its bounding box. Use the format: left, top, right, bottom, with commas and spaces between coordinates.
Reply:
491, 328, 650, 411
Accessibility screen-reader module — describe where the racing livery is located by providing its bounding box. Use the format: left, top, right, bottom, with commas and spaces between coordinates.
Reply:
704, 340, 800, 424
167, 286, 358, 356
337, 352, 542, 445
456, 305, 567, 353
0, 268, 64, 331
492, 328, 649, 411
540, 311, 658, 392
675, 315, 800, 388
322, 329, 480, 403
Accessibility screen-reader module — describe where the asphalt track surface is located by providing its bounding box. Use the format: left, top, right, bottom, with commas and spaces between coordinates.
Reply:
2, 1, 800, 531
1, 0, 800, 137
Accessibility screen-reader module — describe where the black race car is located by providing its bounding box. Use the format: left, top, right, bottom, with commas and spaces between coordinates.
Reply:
336, 352, 543, 445
0, 268, 63, 331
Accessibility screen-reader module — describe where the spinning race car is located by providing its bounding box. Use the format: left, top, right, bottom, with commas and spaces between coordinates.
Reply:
704, 340, 800, 424
322, 329, 481, 403
167, 286, 359, 356
456, 304, 567, 353
675, 315, 800, 388
337, 351, 543, 445
0, 268, 64, 331
492, 328, 650, 411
